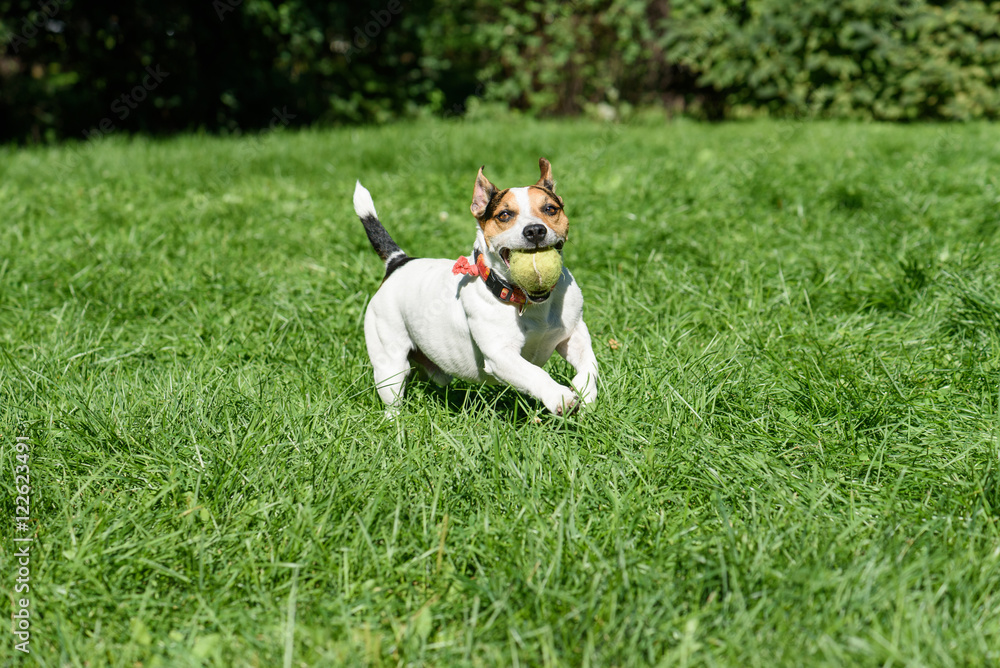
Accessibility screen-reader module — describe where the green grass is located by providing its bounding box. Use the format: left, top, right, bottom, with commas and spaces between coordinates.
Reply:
2, 118, 1000, 666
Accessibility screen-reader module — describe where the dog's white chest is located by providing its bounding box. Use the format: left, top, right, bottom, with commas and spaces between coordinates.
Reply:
515, 305, 569, 366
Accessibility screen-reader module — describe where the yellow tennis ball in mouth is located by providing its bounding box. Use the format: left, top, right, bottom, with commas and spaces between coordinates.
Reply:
507, 247, 563, 295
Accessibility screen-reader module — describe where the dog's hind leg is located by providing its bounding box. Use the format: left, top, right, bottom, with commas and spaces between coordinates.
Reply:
365, 310, 413, 417
409, 348, 453, 387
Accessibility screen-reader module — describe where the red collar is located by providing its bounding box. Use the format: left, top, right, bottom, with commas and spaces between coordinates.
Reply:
453, 250, 534, 312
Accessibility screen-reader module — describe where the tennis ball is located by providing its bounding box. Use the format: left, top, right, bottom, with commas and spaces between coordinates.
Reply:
508, 247, 563, 294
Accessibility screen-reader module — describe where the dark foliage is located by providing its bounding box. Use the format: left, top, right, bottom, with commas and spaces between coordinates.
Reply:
2, 0, 999, 143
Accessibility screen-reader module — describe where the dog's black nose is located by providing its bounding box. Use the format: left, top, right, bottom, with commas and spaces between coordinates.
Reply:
522, 224, 547, 244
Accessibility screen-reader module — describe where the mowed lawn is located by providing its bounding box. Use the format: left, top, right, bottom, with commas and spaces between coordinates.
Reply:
2, 118, 999, 666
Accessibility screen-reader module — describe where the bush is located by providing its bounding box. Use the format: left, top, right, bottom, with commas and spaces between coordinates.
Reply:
451, 0, 676, 115
0, 0, 472, 143
665, 0, 1000, 120
2, 0, 1000, 143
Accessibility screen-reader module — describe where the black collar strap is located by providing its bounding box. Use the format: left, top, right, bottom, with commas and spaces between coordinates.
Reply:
473, 249, 552, 312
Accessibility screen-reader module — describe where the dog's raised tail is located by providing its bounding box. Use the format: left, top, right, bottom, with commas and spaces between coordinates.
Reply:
354, 181, 411, 279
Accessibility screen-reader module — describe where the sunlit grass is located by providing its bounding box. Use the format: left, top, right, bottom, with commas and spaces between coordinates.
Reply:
1, 118, 999, 666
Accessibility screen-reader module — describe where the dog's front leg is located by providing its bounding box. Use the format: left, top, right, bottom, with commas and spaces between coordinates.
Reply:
481, 349, 579, 414
556, 320, 599, 406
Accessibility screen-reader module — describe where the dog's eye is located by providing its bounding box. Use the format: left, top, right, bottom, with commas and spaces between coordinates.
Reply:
497, 211, 513, 222
544, 205, 559, 216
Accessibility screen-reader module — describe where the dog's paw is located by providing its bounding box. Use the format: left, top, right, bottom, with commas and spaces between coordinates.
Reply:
545, 387, 579, 416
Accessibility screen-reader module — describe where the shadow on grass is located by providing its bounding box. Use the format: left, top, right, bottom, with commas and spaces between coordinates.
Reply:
405, 374, 585, 429
406, 375, 538, 422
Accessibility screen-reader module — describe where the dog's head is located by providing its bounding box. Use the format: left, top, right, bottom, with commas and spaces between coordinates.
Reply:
470, 158, 567, 269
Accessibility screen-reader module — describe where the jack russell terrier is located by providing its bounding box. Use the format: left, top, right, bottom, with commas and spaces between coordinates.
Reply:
353, 158, 599, 416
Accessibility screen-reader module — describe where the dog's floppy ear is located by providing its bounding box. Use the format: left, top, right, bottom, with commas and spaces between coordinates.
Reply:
471, 166, 497, 219
536, 157, 555, 192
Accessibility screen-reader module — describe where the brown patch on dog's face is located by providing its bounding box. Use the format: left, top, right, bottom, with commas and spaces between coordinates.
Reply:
477, 188, 519, 241
527, 186, 568, 239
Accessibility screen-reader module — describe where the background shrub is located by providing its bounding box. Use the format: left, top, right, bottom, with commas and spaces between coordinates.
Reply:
665, 0, 1000, 120
2, 0, 999, 143
0, 0, 469, 142
447, 0, 687, 115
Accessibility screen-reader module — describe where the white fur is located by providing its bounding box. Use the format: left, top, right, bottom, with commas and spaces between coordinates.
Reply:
360, 182, 599, 417
512, 188, 539, 225
353, 181, 378, 220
